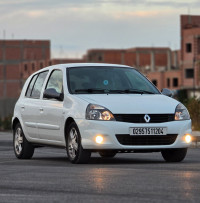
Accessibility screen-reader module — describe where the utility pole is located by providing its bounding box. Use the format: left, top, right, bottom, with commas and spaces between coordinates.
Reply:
2, 30, 6, 118
193, 57, 196, 97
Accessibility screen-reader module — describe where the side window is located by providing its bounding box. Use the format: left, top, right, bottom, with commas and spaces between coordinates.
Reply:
45, 70, 63, 94
26, 74, 38, 97
31, 71, 48, 99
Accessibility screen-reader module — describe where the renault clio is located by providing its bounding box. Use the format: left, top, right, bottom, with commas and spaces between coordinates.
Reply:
12, 63, 192, 163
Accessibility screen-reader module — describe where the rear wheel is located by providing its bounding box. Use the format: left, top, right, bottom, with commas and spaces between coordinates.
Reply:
66, 122, 91, 164
13, 123, 34, 159
99, 151, 117, 158
161, 148, 187, 162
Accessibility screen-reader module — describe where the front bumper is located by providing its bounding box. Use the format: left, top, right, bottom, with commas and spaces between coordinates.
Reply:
75, 119, 192, 150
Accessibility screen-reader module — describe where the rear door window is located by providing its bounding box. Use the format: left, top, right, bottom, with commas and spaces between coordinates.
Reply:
30, 71, 48, 99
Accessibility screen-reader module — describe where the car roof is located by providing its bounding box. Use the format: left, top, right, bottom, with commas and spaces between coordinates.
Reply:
45, 63, 131, 70
61, 63, 131, 68
32, 63, 134, 76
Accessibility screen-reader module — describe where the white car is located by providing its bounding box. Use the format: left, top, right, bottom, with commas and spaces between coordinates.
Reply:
12, 63, 192, 164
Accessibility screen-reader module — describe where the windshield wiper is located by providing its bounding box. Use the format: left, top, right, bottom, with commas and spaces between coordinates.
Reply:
124, 89, 155, 94
75, 88, 109, 93
109, 89, 155, 94
75, 88, 155, 94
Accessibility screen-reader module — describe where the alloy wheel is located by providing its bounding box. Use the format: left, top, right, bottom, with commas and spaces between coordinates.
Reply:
14, 127, 23, 155
68, 127, 79, 160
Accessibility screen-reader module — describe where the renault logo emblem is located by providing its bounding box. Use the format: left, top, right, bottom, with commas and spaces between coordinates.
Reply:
144, 114, 150, 123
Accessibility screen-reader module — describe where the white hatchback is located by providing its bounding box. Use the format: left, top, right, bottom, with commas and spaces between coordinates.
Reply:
12, 63, 192, 163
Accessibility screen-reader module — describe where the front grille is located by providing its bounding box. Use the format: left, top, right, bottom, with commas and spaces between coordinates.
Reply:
116, 134, 178, 145
114, 114, 174, 123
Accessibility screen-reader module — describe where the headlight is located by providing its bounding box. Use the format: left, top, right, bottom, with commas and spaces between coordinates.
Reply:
86, 104, 115, 121
175, 103, 190, 121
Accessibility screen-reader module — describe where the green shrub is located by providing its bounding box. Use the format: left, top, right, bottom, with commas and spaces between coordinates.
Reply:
1, 116, 12, 131
176, 89, 188, 105
185, 97, 200, 130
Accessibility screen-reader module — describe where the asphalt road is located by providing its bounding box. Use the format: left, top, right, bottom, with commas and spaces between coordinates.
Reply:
0, 132, 200, 203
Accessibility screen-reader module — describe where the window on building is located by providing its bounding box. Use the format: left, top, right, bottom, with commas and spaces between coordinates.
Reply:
98, 55, 103, 61
32, 63, 35, 71
185, 69, 194, 78
24, 64, 27, 72
198, 38, 200, 54
167, 78, 170, 88
40, 62, 43, 69
152, 80, 157, 86
186, 43, 192, 53
49, 61, 52, 66
173, 78, 178, 87
88, 55, 92, 62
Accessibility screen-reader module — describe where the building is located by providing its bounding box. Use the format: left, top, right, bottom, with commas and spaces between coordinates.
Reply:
0, 40, 50, 117
86, 48, 181, 90
180, 15, 200, 97
86, 15, 200, 94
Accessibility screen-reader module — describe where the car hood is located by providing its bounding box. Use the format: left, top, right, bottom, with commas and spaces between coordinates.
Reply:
77, 94, 179, 114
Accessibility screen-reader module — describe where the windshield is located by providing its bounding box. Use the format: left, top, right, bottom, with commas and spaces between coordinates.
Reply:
67, 66, 160, 94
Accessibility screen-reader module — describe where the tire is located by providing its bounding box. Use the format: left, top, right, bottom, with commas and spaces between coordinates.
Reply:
13, 123, 34, 159
99, 151, 117, 158
66, 122, 91, 164
161, 148, 187, 162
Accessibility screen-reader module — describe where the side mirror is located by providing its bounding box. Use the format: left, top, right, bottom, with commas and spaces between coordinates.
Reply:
161, 88, 173, 97
43, 88, 64, 101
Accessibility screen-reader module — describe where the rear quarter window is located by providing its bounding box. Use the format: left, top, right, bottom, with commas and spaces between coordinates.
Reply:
25, 74, 38, 97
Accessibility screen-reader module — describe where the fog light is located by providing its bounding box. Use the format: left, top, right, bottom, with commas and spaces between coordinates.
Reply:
96, 135, 103, 144
185, 134, 192, 143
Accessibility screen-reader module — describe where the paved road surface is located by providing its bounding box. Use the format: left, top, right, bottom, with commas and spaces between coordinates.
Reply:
0, 132, 200, 203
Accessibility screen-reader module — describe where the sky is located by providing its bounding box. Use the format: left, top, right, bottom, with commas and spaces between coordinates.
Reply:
0, 0, 200, 58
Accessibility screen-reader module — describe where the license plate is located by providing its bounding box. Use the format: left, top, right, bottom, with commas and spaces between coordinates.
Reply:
130, 127, 167, 135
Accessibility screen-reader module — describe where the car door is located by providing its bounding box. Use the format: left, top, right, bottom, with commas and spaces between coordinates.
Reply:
38, 69, 64, 142
21, 71, 48, 139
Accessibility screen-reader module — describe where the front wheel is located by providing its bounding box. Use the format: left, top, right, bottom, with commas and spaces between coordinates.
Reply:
66, 122, 91, 164
13, 123, 34, 159
161, 148, 187, 162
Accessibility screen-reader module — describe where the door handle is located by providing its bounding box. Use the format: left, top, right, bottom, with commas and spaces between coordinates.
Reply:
39, 108, 44, 112
21, 106, 25, 110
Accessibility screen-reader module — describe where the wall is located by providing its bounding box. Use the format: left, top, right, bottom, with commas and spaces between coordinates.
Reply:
0, 40, 50, 119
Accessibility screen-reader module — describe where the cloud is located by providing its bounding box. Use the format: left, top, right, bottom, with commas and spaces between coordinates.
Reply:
0, 0, 198, 10
0, 0, 199, 58
112, 10, 163, 19
146, 0, 195, 8
26, 10, 47, 18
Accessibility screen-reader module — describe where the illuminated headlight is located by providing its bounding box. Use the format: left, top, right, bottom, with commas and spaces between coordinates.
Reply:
95, 135, 104, 144
175, 103, 190, 121
86, 104, 115, 121
184, 134, 192, 143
